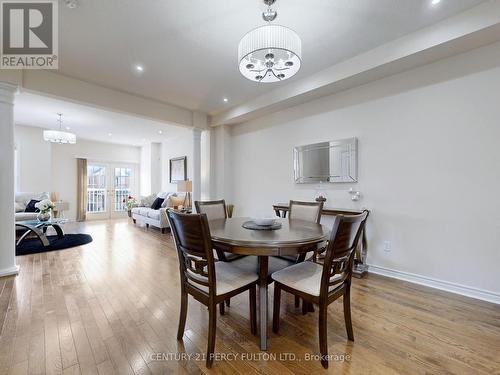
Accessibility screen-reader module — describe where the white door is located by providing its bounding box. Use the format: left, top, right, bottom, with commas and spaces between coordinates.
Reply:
86, 163, 137, 220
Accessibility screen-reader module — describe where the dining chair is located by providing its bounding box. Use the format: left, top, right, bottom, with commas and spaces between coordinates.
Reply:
271, 211, 369, 369
277, 200, 324, 309
288, 200, 324, 223
166, 209, 258, 368
195, 199, 248, 313
195, 199, 244, 263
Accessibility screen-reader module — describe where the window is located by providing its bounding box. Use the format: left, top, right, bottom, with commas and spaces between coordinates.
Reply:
114, 167, 131, 211
87, 165, 106, 213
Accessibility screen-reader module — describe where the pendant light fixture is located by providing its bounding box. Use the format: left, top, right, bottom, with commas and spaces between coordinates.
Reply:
238, 0, 302, 83
43, 113, 77, 144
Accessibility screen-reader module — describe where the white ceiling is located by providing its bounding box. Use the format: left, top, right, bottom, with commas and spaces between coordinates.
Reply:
58, 0, 487, 115
14, 91, 189, 146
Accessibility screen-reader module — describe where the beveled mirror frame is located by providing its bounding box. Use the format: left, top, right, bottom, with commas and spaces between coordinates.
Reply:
294, 137, 358, 183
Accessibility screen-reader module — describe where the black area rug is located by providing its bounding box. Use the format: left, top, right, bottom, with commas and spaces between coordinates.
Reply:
16, 234, 93, 256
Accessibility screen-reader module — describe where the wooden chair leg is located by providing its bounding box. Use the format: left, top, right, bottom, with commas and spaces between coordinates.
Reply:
206, 303, 217, 368
294, 295, 300, 308
219, 302, 225, 315
225, 299, 230, 307
272, 285, 281, 333
302, 299, 309, 315
161, 228, 166, 234
319, 302, 328, 369
249, 285, 257, 335
344, 286, 354, 341
177, 291, 188, 340
133, 219, 136, 224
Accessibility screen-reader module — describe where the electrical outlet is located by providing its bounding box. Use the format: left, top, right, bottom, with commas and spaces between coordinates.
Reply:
383, 241, 391, 253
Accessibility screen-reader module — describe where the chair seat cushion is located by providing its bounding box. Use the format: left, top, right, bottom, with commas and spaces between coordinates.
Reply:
213, 251, 246, 262
271, 261, 342, 296
188, 261, 258, 296
230, 256, 295, 277
276, 254, 298, 262
223, 252, 246, 262
131, 207, 141, 214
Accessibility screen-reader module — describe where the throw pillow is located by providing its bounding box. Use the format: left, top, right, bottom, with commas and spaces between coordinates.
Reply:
15, 202, 25, 212
161, 192, 178, 208
139, 194, 155, 207
25, 199, 40, 213
150, 197, 164, 210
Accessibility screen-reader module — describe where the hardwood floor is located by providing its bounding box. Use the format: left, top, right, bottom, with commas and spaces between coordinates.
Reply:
2, 219, 500, 374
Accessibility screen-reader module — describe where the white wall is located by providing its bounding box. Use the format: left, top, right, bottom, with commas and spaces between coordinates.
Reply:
150, 142, 162, 193
140, 143, 152, 196
161, 127, 193, 193
14, 125, 52, 193
200, 130, 211, 200
51, 139, 140, 219
211, 125, 233, 202
228, 42, 500, 297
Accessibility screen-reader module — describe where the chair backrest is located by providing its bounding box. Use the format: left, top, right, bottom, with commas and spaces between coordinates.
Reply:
166, 209, 216, 297
289, 200, 324, 224
195, 200, 227, 220
320, 211, 369, 297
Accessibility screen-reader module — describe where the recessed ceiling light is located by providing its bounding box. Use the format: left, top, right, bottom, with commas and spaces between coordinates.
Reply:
223, 98, 228, 103
158, 130, 163, 134
431, 0, 441, 5
108, 133, 112, 136
65, 126, 71, 130
135, 65, 144, 73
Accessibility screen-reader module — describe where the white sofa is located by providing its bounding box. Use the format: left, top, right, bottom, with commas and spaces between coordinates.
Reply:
15, 192, 50, 222
131, 192, 185, 233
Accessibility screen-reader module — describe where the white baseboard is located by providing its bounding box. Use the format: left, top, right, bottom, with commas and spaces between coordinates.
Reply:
0, 265, 20, 278
368, 264, 500, 305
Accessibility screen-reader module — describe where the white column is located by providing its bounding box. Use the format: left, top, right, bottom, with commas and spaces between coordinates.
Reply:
212, 125, 232, 201
192, 128, 202, 209
0, 82, 19, 277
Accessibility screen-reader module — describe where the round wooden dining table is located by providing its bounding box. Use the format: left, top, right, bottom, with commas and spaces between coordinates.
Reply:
208, 217, 328, 350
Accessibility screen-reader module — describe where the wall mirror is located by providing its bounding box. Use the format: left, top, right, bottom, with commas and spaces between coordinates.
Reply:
294, 138, 358, 183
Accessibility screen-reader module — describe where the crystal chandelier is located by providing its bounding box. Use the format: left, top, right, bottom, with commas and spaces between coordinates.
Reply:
43, 113, 77, 144
238, 0, 302, 83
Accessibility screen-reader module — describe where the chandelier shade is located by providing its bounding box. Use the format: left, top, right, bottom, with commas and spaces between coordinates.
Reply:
43, 130, 77, 144
238, 24, 301, 83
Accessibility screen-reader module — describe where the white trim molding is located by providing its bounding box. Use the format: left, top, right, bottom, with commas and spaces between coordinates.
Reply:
369, 264, 500, 305
0, 265, 20, 278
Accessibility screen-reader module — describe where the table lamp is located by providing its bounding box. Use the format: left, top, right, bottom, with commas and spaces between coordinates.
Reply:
177, 180, 192, 209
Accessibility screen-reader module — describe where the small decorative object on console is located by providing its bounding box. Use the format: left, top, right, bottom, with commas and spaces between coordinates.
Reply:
315, 181, 328, 203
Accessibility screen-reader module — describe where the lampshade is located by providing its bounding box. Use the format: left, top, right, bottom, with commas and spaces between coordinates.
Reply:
43, 113, 77, 144
238, 24, 301, 83
43, 130, 77, 144
177, 180, 192, 193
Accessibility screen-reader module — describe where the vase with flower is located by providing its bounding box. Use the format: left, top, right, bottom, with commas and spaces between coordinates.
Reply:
35, 199, 55, 222
123, 195, 137, 217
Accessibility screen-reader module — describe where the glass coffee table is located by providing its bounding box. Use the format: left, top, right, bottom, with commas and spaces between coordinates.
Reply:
16, 219, 68, 247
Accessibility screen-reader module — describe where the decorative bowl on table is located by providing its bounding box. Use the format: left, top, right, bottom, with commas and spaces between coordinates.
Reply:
253, 217, 275, 226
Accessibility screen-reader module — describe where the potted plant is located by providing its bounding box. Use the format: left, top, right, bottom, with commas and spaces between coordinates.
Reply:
35, 199, 55, 222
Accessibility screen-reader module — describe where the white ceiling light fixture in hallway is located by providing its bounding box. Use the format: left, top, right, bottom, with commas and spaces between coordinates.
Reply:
238, 0, 302, 83
43, 113, 77, 144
